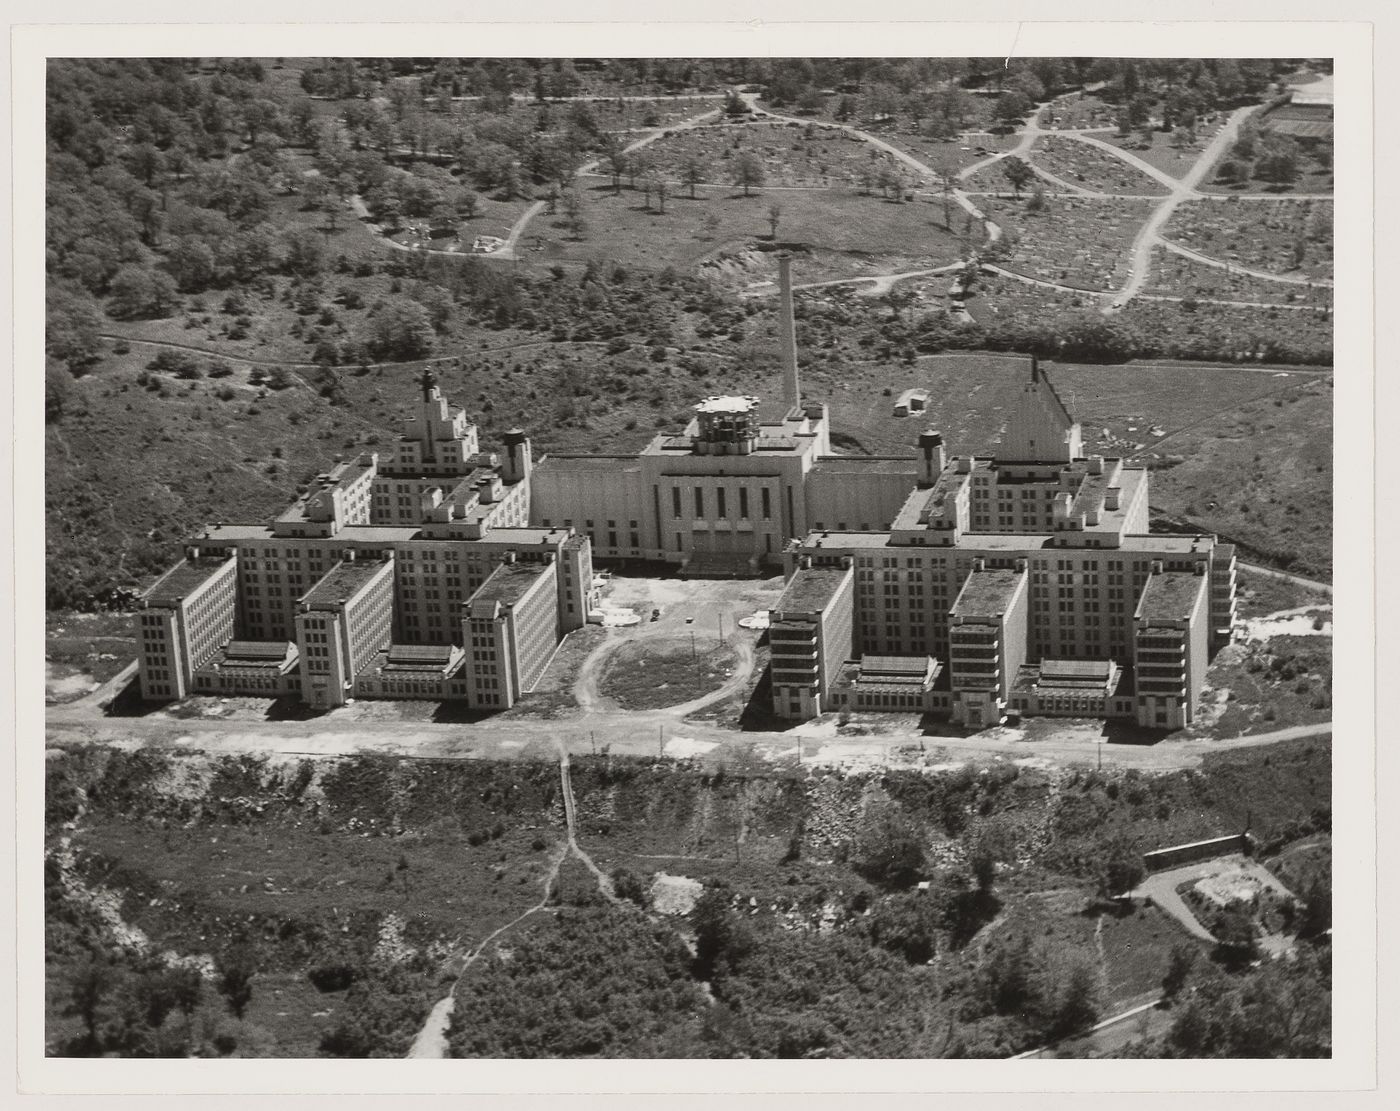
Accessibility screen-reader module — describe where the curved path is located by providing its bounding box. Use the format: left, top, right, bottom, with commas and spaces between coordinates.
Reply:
1103, 105, 1257, 310
1155, 237, 1333, 288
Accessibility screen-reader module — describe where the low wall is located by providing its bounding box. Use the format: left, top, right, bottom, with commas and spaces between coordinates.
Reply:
1144, 832, 1252, 873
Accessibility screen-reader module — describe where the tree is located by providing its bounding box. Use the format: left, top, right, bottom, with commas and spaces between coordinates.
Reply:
46, 288, 104, 371
1296, 875, 1331, 939
937, 171, 956, 229
766, 202, 782, 239
284, 230, 325, 278
1097, 839, 1145, 900
362, 296, 435, 360
561, 189, 586, 240
215, 940, 257, 1018
1161, 943, 1197, 1001
64, 956, 114, 1050
1000, 155, 1035, 197
107, 265, 178, 320
995, 90, 1033, 125
853, 802, 925, 887
681, 154, 705, 199
691, 883, 751, 980
1052, 962, 1101, 1038
734, 151, 765, 197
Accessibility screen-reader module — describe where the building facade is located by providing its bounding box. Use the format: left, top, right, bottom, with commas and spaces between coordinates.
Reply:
137, 370, 597, 710
779, 360, 1236, 728
136, 264, 1235, 725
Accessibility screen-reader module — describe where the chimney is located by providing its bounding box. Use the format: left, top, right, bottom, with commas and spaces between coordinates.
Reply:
917, 429, 946, 487
777, 252, 800, 410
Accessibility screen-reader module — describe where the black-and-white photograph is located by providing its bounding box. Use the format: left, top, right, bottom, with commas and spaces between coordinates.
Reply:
20, 16, 1375, 1083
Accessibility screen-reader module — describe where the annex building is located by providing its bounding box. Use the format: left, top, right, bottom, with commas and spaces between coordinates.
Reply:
769, 361, 1236, 731
137, 371, 597, 710
137, 255, 1235, 726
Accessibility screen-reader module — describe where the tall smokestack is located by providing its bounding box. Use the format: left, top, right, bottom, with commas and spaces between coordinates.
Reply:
778, 252, 800, 410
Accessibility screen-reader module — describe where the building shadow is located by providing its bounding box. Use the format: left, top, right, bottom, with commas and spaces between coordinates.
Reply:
430, 701, 496, 725
102, 677, 159, 718
1102, 720, 1175, 747
737, 669, 782, 732
264, 696, 330, 722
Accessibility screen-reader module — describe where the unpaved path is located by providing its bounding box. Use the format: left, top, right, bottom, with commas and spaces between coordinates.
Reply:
1106, 105, 1257, 309
1128, 854, 1299, 945
1154, 237, 1333, 287
405, 837, 569, 1058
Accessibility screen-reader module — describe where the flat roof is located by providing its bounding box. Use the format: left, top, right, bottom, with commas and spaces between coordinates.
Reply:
302, 559, 389, 607
1138, 571, 1207, 622
861, 655, 933, 676
952, 568, 1026, 616
799, 530, 1216, 554
811, 456, 920, 475
535, 454, 640, 472
696, 395, 759, 414
469, 560, 550, 607
145, 557, 230, 605
1041, 658, 1113, 681
775, 565, 852, 613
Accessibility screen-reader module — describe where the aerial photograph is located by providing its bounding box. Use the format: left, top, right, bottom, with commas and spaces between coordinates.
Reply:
43, 55, 1334, 1060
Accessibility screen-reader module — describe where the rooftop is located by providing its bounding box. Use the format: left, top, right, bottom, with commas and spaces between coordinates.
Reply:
695, 395, 759, 414
798, 530, 1216, 554
1137, 570, 1207, 623
812, 456, 920, 475
952, 568, 1026, 616
860, 655, 935, 676
468, 561, 551, 607
774, 565, 853, 614
301, 558, 391, 608
144, 557, 231, 605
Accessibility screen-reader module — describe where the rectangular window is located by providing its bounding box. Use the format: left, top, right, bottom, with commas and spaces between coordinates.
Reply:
671, 488, 681, 518
694, 488, 704, 518
761, 487, 771, 519
739, 487, 749, 519
717, 487, 727, 518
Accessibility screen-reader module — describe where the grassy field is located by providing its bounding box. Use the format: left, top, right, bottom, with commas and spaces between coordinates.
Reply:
1137, 372, 1332, 576
525, 180, 965, 285
598, 639, 740, 710
1030, 137, 1171, 195
1235, 569, 1329, 621
1193, 634, 1332, 737
1162, 199, 1333, 280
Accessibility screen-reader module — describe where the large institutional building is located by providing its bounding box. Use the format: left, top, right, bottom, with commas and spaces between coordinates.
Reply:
137, 255, 1234, 727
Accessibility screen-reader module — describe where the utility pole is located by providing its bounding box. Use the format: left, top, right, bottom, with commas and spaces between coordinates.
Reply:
691, 630, 697, 661
658, 724, 664, 758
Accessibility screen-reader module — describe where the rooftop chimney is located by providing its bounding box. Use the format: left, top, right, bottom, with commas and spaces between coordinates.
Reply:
778, 252, 800, 410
